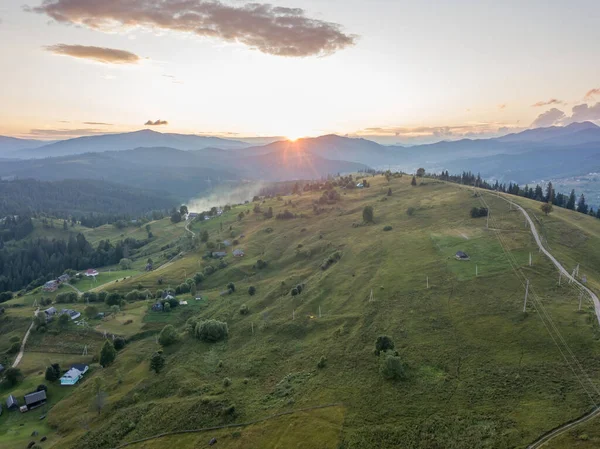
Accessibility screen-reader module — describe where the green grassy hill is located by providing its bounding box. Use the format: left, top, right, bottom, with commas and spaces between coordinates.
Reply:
2, 175, 600, 449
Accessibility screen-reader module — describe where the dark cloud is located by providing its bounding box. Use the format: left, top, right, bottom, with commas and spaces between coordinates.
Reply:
145, 119, 168, 126
29, 0, 356, 57
530, 108, 566, 128
44, 43, 141, 64
585, 88, 600, 101
531, 98, 564, 107
83, 121, 113, 125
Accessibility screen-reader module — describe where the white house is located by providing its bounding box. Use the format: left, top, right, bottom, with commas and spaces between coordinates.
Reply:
60, 364, 89, 386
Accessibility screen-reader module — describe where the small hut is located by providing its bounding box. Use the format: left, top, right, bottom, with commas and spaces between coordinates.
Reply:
455, 251, 470, 261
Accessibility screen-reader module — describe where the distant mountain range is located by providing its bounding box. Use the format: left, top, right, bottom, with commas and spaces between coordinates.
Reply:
2, 122, 600, 197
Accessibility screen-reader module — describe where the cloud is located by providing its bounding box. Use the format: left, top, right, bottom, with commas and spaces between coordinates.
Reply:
585, 88, 600, 101
30, 0, 356, 57
531, 98, 564, 107
145, 119, 168, 126
44, 44, 141, 64
26, 128, 114, 138
530, 108, 566, 128
83, 121, 113, 125
565, 103, 600, 124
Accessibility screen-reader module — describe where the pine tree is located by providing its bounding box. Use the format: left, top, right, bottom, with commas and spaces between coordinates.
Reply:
566, 190, 576, 210
545, 182, 554, 203
99, 340, 117, 367
577, 194, 589, 214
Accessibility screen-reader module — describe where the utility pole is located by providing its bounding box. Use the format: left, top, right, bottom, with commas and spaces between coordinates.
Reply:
426, 276, 429, 289
523, 279, 529, 312
579, 291, 584, 311
486, 210, 489, 229
251, 322, 254, 335
558, 271, 562, 286
319, 306, 322, 318
529, 252, 532, 266
476, 264, 478, 277
369, 289, 373, 302
575, 264, 580, 277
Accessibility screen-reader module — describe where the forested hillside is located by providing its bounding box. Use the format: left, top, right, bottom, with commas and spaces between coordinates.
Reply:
0, 179, 176, 220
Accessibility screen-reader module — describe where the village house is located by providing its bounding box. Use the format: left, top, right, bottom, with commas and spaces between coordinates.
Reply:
60, 364, 89, 386
212, 251, 227, 259
44, 307, 57, 321
84, 269, 99, 277
455, 251, 470, 261
233, 249, 245, 257
6, 394, 18, 411
58, 273, 70, 283
23, 390, 47, 410
60, 309, 81, 320
42, 280, 58, 292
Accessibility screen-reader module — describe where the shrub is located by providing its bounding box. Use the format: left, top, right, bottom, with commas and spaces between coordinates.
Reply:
150, 351, 165, 374
406, 207, 416, 216
113, 337, 126, 350
321, 251, 342, 270
204, 265, 215, 276
195, 319, 229, 342
9, 335, 20, 343
375, 335, 395, 355
99, 340, 117, 367
227, 282, 236, 293
383, 225, 393, 231
223, 377, 232, 387
194, 272, 205, 284
163, 302, 171, 312
7, 342, 20, 354
239, 304, 249, 315
158, 324, 179, 346
362, 206, 374, 223
119, 258, 132, 270
84, 305, 99, 319
55, 291, 78, 303
45, 364, 60, 382
470, 207, 488, 218
105, 292, 122, 306
317, 356, 326, 369
290, 287, 299, 296
248, 286, 256, 296
4, 367, 22, 386
125, 290, 140, 302
58, 313, 70, 327
379, 351, 406, 380
256, 259, 268, 269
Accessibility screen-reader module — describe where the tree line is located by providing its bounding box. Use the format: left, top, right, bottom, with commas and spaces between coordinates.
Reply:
0, 233, 150, 295
434, 170, 599, 219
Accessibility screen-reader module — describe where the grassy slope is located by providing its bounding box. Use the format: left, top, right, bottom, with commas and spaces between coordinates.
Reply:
3, 175, 600, 449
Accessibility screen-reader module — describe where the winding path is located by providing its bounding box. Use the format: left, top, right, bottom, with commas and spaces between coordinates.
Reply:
488, 192, 600, 448
12, 307, 39, 368
491, 192, 600, 326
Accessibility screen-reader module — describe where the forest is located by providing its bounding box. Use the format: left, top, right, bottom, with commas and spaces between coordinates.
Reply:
0, 233, 150, 295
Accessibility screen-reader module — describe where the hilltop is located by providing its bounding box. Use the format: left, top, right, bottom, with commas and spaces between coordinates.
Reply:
1, 175, 600, 449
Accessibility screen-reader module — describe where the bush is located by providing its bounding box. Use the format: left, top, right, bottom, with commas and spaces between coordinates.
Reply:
163, 302, 171, 312
105, 292, 122, 306
375, 335, 395, 355
58, 313, 70, 327
223, 377, 232, 387
113, 337, 126, 350
204, 265, 215, 276
379, 351, 406, 380
239, 304, 249, 315
290, 287, 299, 296
7, 342, 20, 354
317, 356, 326, 369
45, 363, 61, 382
195, 319, 229, 342
383, 225, 393, 231
227, 282, 235, 293
256, 259, 268, 269
158, 324, 179, 346
470, 207, 488, 218
84, 305, 99, 319
125, 290, 140, 302
362, 206, 374, 223
55, 291, 78, 303
4, 367, 22, 386
406, 207, 416, 216
194, 272, 205, 284
321, 251, 342, 270
119, 258, 132, 270
150, 351, 165, 374
248, 286, 256, 296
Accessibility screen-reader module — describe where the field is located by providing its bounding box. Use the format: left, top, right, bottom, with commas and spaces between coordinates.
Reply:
2, 174, 600, 449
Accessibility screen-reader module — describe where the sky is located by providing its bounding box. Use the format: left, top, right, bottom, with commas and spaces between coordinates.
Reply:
0, 0, 599, 144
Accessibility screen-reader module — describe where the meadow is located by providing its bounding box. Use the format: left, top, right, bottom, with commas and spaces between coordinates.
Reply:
2, 174, 600, 448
